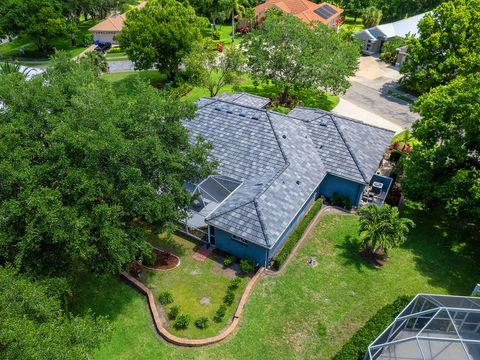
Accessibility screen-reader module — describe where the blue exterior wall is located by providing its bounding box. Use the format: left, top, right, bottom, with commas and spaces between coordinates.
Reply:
317, 174, 365, 206
214, 228, 268, 266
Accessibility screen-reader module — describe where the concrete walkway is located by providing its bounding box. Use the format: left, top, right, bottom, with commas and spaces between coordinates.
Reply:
72, 44, 96, 61
335, 56, 420, 132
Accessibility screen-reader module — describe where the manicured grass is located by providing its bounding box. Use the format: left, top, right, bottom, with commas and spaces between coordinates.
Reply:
342, 16, 364, 33
0, 20, 98, 60
101, 71, 167, 96
200, 23, 244, 47
143, 234, 248, 339
72, 203, 479, 359
183, 74, 340, 112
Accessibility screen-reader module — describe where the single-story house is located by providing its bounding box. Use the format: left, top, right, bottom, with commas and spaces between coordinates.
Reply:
353, 13, 425, 57
181, 93, 394, 267
254, 0, 343, 30
88, 2, 146, 44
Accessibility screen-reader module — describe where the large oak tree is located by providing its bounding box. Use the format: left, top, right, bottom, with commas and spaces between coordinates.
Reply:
245, 10, 359, 104
0, 54, 214, 277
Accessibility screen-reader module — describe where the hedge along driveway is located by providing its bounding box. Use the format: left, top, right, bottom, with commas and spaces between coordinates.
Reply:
72, 204, 480, 359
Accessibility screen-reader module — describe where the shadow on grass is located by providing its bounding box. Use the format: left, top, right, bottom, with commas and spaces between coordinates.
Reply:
70, 273, 139, 321
401, 203, 480, 295
335, 234, 373, 272
148, 233, 188, 257
106, 71, 167, 96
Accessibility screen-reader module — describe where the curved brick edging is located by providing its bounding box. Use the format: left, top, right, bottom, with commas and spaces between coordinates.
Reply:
265, 205, 352, 276
120, 267, 264, 347
143, 247, 181, 272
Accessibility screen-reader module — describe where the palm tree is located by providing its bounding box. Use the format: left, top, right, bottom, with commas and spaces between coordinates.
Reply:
358, 204, 415, 257
223, 0, 247, 42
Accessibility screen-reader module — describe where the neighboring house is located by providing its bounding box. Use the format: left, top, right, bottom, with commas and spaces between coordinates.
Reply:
88, 2, 146, 44
254, 0, 343, 30
365, 294, 480, 360
353, 13, 425, 60
181, 92, 394, 267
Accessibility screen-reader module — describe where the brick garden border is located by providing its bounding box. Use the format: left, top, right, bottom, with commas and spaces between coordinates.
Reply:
120, 267, 264, 347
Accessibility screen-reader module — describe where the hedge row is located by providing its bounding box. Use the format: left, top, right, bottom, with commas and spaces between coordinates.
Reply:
335, 295, 413, 360
272, 198, 323, 270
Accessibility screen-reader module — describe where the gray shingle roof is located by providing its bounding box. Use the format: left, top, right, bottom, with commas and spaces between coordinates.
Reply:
184, 95, 393, 248
216, 92, 271, 109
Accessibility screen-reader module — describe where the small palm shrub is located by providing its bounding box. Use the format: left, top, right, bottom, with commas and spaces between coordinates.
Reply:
240, 258, 255, 274
228, 277, 241, 291
168, 305, 180, 320
223, 290, 235, 306
195, 316, 209, 329
158, 291, 173, 305
224, 255, 236, 266
174, 314, 190, 329
214, 304, 227, 322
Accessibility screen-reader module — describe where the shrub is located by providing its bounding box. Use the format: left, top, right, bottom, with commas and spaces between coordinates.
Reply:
214, 304, 227, 322
142, 249, 156, 266
273, 199, 323, 270
335, 295, 413, 360
174, 314, 190, 329
168, 305, 180, 320
224, 255, 236, 267
331, 192, 352, 210
212, 30, 221, 40
223, 290, 235, 306
194, 316, 209, 329
108, 46, 124, 54
158, 291, 173, 305
240, 258, 256, 274
228, 277, 241, 291
380, 37, 405, 65
317, 322, 327, 337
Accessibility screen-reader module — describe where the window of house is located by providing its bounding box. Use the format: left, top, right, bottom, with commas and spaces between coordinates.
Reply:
231, 234, 248, 244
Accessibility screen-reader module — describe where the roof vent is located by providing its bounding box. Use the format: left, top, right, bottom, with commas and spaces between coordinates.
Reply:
214, 105, 221, 111
226, 108, 233, 114
239, 110, 247, 117
296, 180, 301, 185
251, 113, 260, 120
319, 144, 324, 149
282, 135, 287, 139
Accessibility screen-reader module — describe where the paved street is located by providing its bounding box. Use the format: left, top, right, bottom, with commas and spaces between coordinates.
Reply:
333, 56, 420, 132
107, 59, 135, 72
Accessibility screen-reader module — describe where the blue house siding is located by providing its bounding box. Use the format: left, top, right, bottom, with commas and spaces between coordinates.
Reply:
213, 228, 268, 266
317, 174, 365, 206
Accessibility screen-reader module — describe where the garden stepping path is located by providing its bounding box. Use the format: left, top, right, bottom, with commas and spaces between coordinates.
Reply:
192, 245, 213, 262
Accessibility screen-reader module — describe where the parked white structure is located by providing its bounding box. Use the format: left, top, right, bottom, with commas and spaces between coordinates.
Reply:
353, 13, 426, 58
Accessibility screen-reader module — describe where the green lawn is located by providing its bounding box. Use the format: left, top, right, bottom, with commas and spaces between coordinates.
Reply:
101, 71, 167, 96
143, 233, 248, 339
200, 23, 244, 47
342, 16, 364, 33
0, 20, 98, 61
183, 74, 340, 112
71, 203, 479, 359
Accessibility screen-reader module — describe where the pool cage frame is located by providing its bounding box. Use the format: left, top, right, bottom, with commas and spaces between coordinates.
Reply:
365, 294, 480, 360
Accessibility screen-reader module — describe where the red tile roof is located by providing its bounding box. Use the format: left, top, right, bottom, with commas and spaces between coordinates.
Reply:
89, 1, 146, 33
255, 0, 343, 26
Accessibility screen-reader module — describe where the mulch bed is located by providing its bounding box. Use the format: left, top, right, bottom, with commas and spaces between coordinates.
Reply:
146, 248, 180, 270
360, 248, 387, 268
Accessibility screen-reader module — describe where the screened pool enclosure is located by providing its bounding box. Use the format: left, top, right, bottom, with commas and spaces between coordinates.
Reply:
180, 175, 242, 241
365, 294, 480, 360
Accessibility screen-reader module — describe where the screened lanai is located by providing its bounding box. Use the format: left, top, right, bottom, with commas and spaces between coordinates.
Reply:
180, 175, 242, 241
365, 294, 480, 360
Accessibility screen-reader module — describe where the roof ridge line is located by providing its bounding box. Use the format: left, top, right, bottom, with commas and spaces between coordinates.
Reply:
330, 115, 369, 183
196, 98, 220, 110
205, 199, 254, 221
253, 199, 271, 246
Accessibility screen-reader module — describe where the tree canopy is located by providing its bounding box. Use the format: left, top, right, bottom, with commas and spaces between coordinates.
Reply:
118, 0, 206, 81
0, 266, 110, 360
0, 0, 66, 52
402, 75, 480, 229
0, 53, 214, 277
400, 0, 480, 94
244, 11, 359, 103
184, 45, 246, 97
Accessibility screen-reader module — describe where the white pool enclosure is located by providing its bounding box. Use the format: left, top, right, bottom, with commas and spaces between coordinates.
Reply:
365, 294, 480, 360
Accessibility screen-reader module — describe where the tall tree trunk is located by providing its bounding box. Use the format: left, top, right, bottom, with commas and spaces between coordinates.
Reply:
231, 11, 235, 43
281, 86, 289, 104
